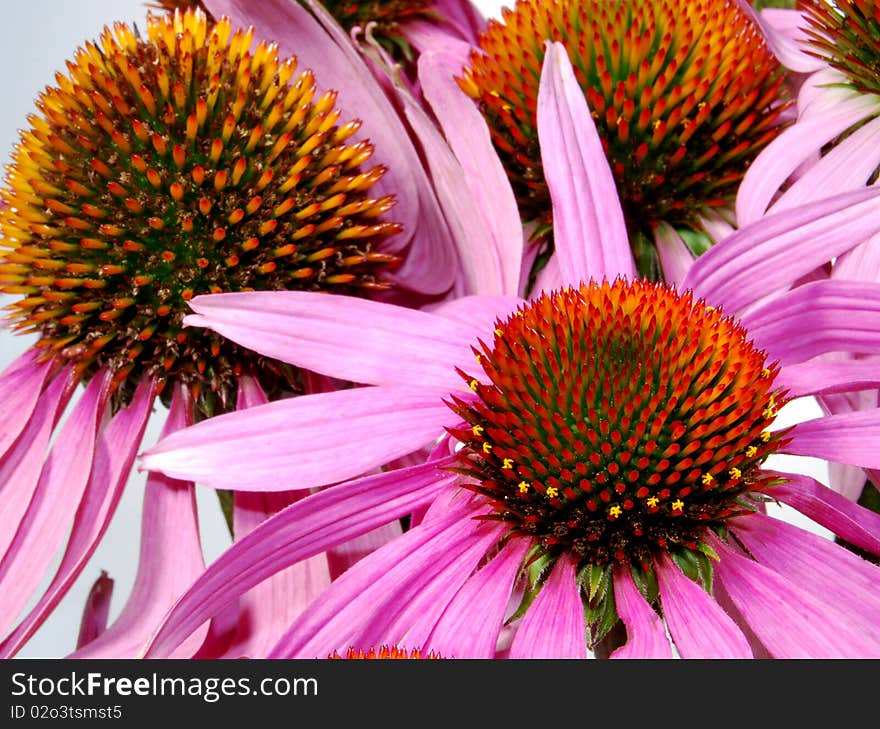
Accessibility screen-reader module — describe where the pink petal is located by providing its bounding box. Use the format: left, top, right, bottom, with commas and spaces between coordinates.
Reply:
770, 116, 880, 215
356, 515, 503, 651
204, 0, 457, 295
425, 537, 530, 658
767, 472, 880, 556
742, 280, 880, 365
783, 407, 880, 469
537, 42, 634, 285
141, 385, 453, 490
709, 535, 880, 657
418, 42, 524, 297
218, 377, 332, 657
834, 230, 880, 283
0, 373, 107, 638
732, 512, 880, 630
736, 95, 878, 226
72, 386, 208, 659
76, 571, 113, 651
269, 504, 491, 658
509, 557, 587, 659
143, 457, 456, 657
611, 565, 673, 659
653, 222, 694, 288
774, 358, 880, 397
186, 290, 476, 390
0, 369, 75, 564
426, 294, 523, 340
326, 521, 402, 579
0, 379, 154, 658
655, 552, 752, 658
737, 3, 823, 73
685, 188, 880, 315
0, 351, 53, 457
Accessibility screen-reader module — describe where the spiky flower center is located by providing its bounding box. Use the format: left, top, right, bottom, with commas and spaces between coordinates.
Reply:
449, 280, 787, 567
0, 10, 401, 411
803, 0, 880, 96
459, 0, 790, 236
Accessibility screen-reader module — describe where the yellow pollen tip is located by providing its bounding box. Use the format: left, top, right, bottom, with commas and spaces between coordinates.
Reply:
671, 499, 684, 511
701, 473, 714, 486
608, 505, 622, 518
745, 446, 757, 458
482, 442, 492, 454
761, 431, 772, 442
546, 486, 559, 499
728, 467, 741, 480
469, 379, 479, 391
646, 496, 659, 507
502, 458, 514, 469
471, 425, 484, 436
518, 481, 530, 493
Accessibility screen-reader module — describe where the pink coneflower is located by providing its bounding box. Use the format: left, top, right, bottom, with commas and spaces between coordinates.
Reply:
142, 45, 880, 659
734, 1, 880, 507
445, 0, 793, 280
0, 7, 461, 657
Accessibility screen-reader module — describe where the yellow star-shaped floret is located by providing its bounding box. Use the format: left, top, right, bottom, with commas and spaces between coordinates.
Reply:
701, 473, 714, 486
671, 499, 684, 511
471, 424, 484, 436
608, 505, 622, 518
728, 467, 742, 480
745, 445, 757, 458
518, 481, 530, 493
646, 496, 659, 508
502, 458, 514, 469
482, 442, 492, 454
546, 486, 559, 498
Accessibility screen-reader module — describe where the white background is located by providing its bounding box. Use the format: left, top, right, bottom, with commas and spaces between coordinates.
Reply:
1, 0, 830, 658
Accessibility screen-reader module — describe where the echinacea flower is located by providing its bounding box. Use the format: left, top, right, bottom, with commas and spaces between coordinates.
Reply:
446, 0, 792, 279
142, 45, 880, 659
734, 1, 880, 509
0, 6, 460, 657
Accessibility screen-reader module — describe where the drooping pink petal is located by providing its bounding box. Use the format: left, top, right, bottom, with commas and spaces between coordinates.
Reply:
143, 458, 456, 657
76, 571, 113, 650
736, 94, 878, 226
356, 514, 504, 651
204, 0, 457, 295
610, 565, 672, 659
508, 557, 587, 659
653, 222, 694, 288
0, 351, 53, 458
72, 386, 208, 659
141, 385, 452, 490
405, 3, 485, 48
685, 188, 880, 315
0, 373, 107, 638
186, 290, 477, 390
418, 43, 524, 297
0, 369, 75, 563
731, 512, 880, 630
709, 535, 880, 657
425, 537, 529, 659
774, 359, 880, 397
782, 407, 880, 469
742, 280, 880, 365
0, 379, 154, 658
698, 210, 736, 245
268, 503, 488, 658
537, 42, 634, 285
770, 116, 880, 215
654, 552, 752, 658
216, 376, 332, 658
767, 472, 880, 556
